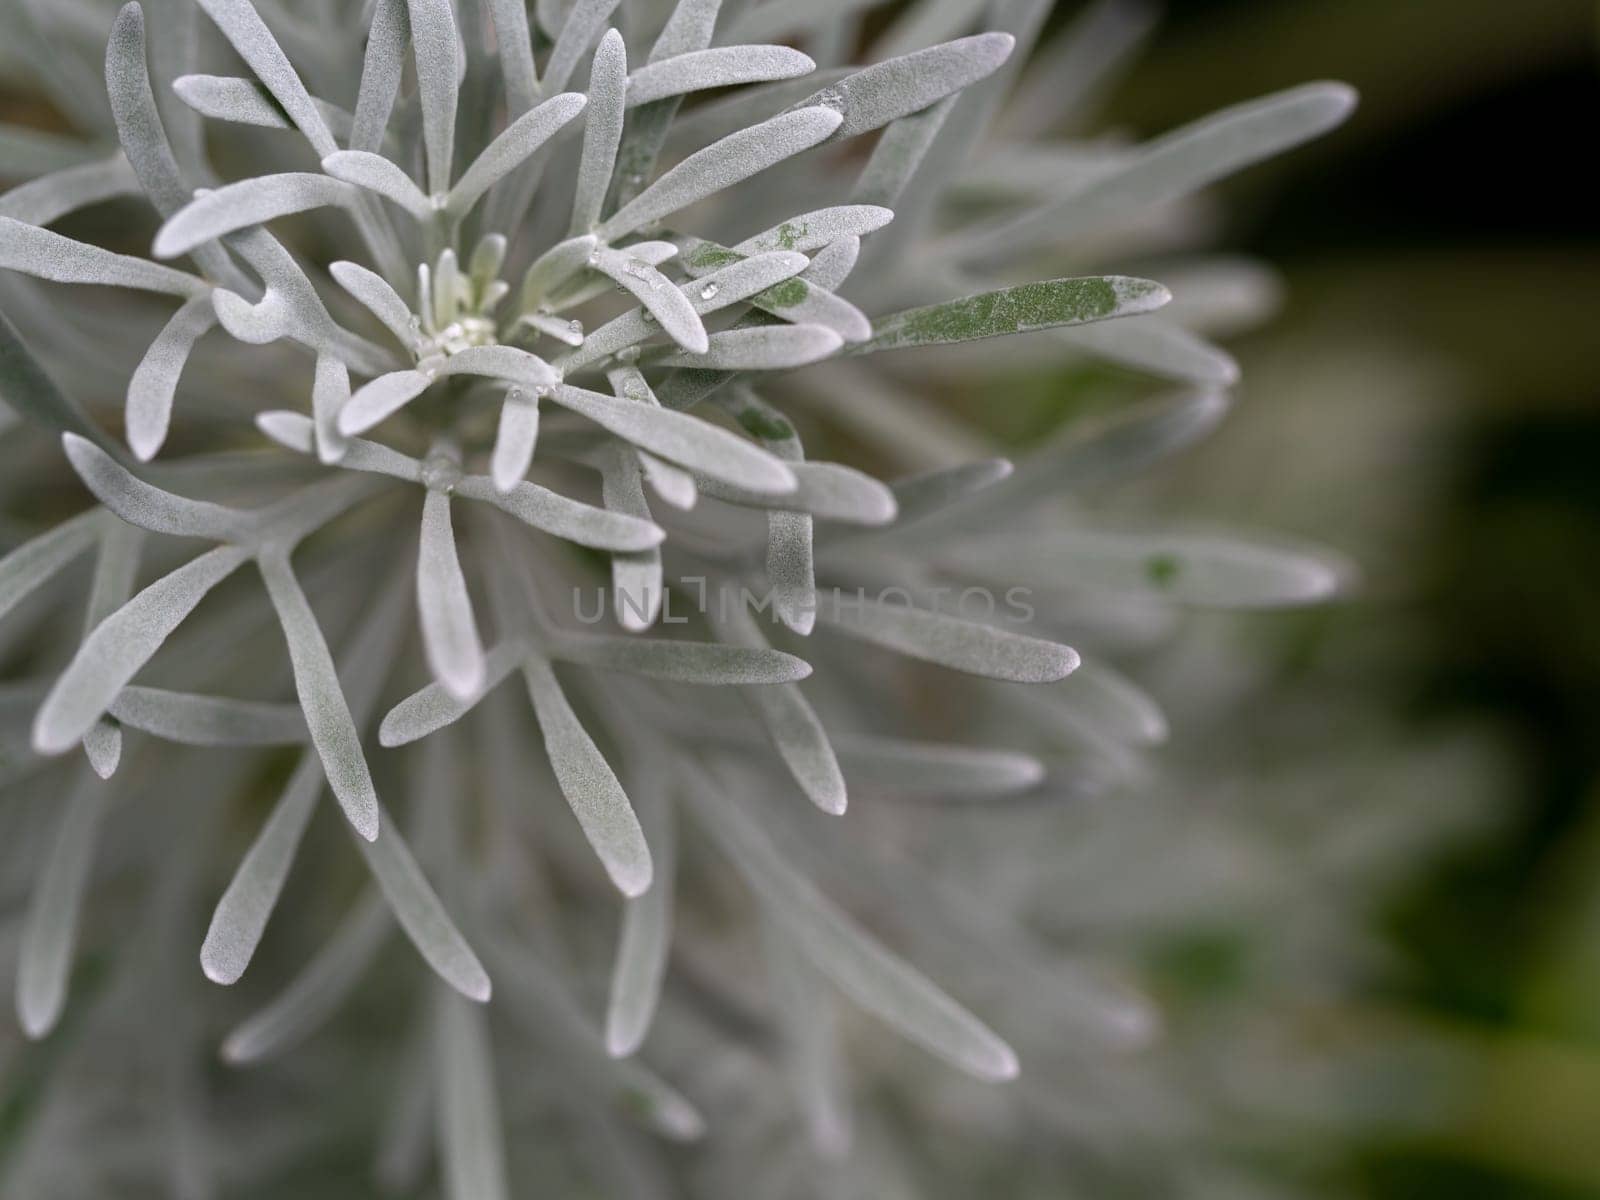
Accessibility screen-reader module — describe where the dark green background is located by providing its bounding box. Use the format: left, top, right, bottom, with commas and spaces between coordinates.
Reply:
1108, 2, 1600, 1195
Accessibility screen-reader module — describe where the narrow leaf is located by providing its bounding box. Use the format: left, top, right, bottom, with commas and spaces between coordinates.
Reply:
80, 721, 121, 780
33, 545, 250, 754
888, 458, 1012, 527
699, 460, 896, 524
626, 45, 816, 107
418, 491, 486, 699
543, 0, 622, 94
752, 274, 871, 343
855, 276, 1169, 355
570, 29, 627, 236
523, 656, 652, 897
1058, 315, 1240, 386
724, 205, 895, 256
352, 0, 409, 152
454, 475, 665, 552
202, 579, 411, 985
764, 924, 851, 1157
655, 324, 842, 370
1, 216, 205, 296
597, 446, 662, 631
153, 174, 355, 259
446, 92, 588, 218
490, 387, 541, 492
935, 392, 1230, 531
0, 125, 98, 177
767, 509, 814, 636
200, 755, 319, 983
77, 518, 141, 778
518, 233, 597, 311
61, 433, 253, 542
106, 6, 248, 290
435, 997, 510, 1200
819, 595, 1079, 683
0, 509, 100, 624
853, 92, 955, 208
690, 766, 1018, 1081
600, 106, 843, 241
337, 370, 433, 436
437, 345, 559, 390
487, 0, 537, 114
322, 151, 433, 219
961, 82, 1359, 257
110, 687, 306, 745
405, 0, 463, 194
127, 294, 216, 461
713, 603, 845, 813
380, 639, 525, 748
311, 355, 352, 465
549, 633, 811, 684
259, 551, 380, 841
359, 806, 492, 1001
590, 246, 708, 354
937, 529, 1349, 608
562, 250, 807, 373
605, 782, 674, 1057
785, 32, 1015, 141
551, 384, 797, 495
171, 74, 288, 127
221, 890, 391, 1062
0, 311, 106, 448
1055, 661, 1168, 746
0, 154, 140, 227
745, 682, 844, 814
15, 772, 106, 1038
196, 0, 339, 157
831, 735, 1044, 797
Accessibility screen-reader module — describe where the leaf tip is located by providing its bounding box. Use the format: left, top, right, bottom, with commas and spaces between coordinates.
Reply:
200, 944, 243, 987
84, 727, 121, 778
16, 991, 59, 1041
976, 30, 1017, 66
1310, 80, 1360, 125
1111, 276, 1172, 314
376, 704, 413, 747
604, 1022, 638, 1059
461, 968, 492, 1004
32, 707, 84, 758
613, 852, 654, 900
349, 803, 380, 842
1049, 645, 1082, 682
219, 1033, 253, 1066
802, 104, 846, 136
439, 660, 486, 703
985, 1041, 1020, 1082
256, 410, 314, 453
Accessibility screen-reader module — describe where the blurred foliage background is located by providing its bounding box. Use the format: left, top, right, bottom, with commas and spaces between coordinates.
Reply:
1093, 0, 1600, 1195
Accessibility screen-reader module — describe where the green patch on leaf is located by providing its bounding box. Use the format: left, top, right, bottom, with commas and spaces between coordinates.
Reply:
757, 278, 808, 309
773, 221, 808, 251
686, 243, 742, 272
738, 407, 794, 442
1146, 553, 1183, 586
858, 276, 1169, 354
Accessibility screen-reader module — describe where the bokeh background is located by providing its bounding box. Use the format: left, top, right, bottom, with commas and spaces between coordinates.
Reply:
1091, 1, 1600, 1195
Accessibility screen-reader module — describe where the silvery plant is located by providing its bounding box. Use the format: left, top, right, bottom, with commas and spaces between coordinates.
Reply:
0, 0, 1359, 1195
